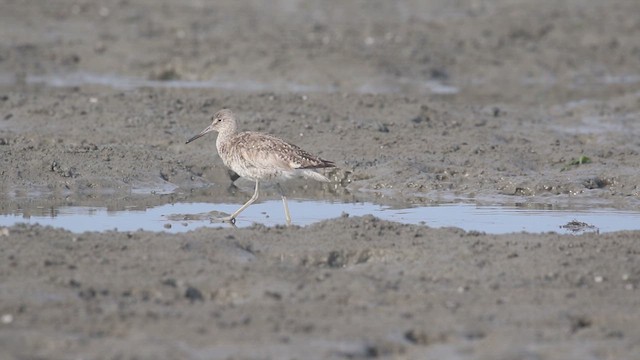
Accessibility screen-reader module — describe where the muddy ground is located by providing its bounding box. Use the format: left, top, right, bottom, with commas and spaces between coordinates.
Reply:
1, 0, 640, 359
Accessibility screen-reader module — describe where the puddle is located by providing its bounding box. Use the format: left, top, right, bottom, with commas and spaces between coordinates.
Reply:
0, 71, 460, 95
4, 71, 639, 97
1, 200, 640, 234
23, 72, 338, 93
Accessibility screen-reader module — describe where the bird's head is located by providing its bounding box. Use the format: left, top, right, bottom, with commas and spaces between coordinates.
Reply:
186, 109, 236, 144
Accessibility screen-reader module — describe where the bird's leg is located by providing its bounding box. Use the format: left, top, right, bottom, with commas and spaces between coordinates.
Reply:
282, 196, 291, 226
277, 183, 292, 226
221, 180, 260, 223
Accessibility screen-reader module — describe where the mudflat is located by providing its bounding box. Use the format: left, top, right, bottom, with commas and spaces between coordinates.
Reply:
1, 1, 639, 359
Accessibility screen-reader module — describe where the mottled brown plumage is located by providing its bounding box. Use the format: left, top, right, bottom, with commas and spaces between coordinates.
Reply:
186, 109, 335, 224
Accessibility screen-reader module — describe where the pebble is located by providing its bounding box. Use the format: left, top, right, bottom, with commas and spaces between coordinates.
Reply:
185, 286, 204, 302
622, 273, 629, 281
1, 314, 13, 324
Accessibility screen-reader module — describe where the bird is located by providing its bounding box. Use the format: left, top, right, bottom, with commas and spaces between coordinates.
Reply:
185, 109, 335, 224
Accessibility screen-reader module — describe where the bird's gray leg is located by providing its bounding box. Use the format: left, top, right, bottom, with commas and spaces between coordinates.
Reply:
277, 183, 292, 226
222, 180, 260, 223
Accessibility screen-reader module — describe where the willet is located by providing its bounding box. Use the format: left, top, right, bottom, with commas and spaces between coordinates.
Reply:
186, 109, 335, 224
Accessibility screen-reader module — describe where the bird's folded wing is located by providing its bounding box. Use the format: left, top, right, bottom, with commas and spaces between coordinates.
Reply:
235, 132, 326, 170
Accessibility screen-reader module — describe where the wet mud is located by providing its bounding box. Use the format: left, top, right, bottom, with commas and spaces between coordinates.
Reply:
1, 0, 640, 359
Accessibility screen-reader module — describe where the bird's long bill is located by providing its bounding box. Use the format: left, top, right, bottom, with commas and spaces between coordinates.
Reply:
185, 124, 213, 144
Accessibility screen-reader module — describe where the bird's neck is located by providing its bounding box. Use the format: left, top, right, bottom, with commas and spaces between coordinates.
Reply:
215, 125, 236, 149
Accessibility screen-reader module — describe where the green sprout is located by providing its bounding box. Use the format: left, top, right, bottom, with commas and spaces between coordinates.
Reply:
561, 155, 591, 171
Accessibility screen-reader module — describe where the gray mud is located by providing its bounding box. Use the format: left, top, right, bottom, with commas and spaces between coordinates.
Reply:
1, 0, 640, 359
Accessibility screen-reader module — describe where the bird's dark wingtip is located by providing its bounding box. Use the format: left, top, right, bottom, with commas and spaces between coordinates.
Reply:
298, 159, 335, 169
315, 159, 336, 169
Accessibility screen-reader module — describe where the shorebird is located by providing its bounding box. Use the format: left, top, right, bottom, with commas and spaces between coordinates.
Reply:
186, 109, 335, 224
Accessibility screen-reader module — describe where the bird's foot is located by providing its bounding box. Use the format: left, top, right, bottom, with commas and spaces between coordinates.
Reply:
210, 216, 236, 225
221, 216, 236, 224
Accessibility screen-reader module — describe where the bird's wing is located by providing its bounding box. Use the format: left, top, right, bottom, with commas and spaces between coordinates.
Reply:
233, 132, 332, 170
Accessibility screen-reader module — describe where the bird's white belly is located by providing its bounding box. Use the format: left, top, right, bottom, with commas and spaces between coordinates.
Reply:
223, 157, 294, 182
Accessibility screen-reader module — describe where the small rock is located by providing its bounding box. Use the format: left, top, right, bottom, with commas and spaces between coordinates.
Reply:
327, 251, 346, 268
185, 286, 204, 302
404, 329, 430, 345
161, 278, 177, 288
1, 314, 13, 324
78, 288, 97, 300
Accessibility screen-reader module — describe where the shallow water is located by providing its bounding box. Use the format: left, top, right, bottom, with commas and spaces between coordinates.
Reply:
4, 71, 638, 96
2, 200, 639, 234
13, 72, 459, 95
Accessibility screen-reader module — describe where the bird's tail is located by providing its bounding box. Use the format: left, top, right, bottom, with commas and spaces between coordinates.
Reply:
300, 169, 331, 182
